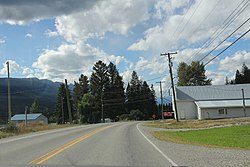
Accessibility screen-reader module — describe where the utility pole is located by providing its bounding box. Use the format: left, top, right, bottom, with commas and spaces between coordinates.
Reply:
6, 61, 12, 122
161, 52, 179, 122
156, 81, 165, 120
61, 96, 64, 124
101, 88, 104, 123
25, 106, 28, 127
65, 79, 72, 124
241, 89, 246, 117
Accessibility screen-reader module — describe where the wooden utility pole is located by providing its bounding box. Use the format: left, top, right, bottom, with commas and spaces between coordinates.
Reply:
6, 61, 12, 122
156, 81, 165, 120
61, 96, 64, 124
161, 52, 179, 122
242, 89, 246, 117
65, 79, 72, 124
25, 106, 28, 127
101, 91, 104, 123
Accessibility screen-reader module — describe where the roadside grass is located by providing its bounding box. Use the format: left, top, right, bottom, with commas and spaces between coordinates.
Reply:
153, 124, 250, 149
145, 117, 250, 129
0, 123, 79, 139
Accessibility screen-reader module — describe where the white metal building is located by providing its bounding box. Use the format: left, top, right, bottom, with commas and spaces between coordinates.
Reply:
11, 113, 48, 125
173, 84, 250, 120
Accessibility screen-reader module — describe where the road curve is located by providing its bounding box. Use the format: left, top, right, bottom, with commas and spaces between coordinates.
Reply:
0, 122, 249, 167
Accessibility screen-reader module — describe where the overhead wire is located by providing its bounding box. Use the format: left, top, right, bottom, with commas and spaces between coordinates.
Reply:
199, 17, 250, 62
204, 27, 250, 66
167, 0, 194, 49
189, 0, 250, 62
173, 0, 204, 53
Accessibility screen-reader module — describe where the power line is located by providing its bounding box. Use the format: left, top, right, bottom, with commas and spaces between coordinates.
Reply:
199, 17, 250, 62
167, 0, 194, 49
189, 0, 250, 62
173, 0, 204, 51
204, 28, 250, 66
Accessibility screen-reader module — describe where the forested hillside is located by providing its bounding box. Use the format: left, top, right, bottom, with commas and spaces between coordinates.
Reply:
0, 78, 60, 123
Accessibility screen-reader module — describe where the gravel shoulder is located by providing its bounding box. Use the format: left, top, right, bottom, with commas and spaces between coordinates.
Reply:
140, 122, 250, 167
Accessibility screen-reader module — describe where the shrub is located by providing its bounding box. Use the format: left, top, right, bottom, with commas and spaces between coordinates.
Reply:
2, 122, 18, 133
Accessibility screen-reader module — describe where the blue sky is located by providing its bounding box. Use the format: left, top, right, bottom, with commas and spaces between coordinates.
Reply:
0, 0, 250, 98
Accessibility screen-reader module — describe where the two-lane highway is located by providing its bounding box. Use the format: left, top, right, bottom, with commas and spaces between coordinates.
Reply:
0, 122, 175, 166
0, 122, 249, 167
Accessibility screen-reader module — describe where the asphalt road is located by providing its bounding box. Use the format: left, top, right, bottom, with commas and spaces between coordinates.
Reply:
0, 122, 249, 167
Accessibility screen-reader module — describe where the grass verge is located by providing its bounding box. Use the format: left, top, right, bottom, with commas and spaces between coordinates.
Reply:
146, 117, 250, 129
153, 124, 250, 149
0, 123, 79, 139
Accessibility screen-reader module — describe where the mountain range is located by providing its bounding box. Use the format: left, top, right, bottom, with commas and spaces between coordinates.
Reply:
0, 78, 62, 123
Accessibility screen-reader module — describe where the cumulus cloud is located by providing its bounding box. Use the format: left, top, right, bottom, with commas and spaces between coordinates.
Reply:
55, 0, 153, 42
128, 0, 250, 52
32, 41, 129, 82
0, 60, 21, 75
25, 33, 32, 38
44, 29, 59, 37
0, 39, 5, 44
219, 50, 250, 73
0, 0, 100, 25
22, 67, 34, 75
134, 56, 169, 74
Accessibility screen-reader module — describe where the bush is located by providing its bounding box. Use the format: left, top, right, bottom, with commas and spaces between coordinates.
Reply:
129, 109, 144, 120
2, 122, 18, 133
119, 114, 130, 121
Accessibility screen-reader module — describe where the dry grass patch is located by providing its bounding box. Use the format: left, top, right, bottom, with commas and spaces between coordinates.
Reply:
146, 117, 250, 129
0, 123, 79, 139
17, 123, 78, 134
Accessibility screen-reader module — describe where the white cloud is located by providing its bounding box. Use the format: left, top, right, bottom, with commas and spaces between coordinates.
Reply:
153, 0, 190, 19
121, 70, 133, 85
206, 70, 227, 85
128, 0, 250, 52
22, 67, 34, 75
32, 41, 129, 82
219, 50, 250, 73
44, 29, 59, 37
134, 56, 169, 75
0, 39, 5, 44
25, 33, 32, 38
0, 60, 21, 75
55, 0, 153, 42
0, 0, 100, 25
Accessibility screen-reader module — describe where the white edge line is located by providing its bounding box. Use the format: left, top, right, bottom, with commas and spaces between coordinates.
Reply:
137, 123, 178, 167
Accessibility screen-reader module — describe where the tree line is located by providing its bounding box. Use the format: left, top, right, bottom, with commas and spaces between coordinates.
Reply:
227, 63, 250, 84
177, 61, 250, 86
54, 60, 158, 124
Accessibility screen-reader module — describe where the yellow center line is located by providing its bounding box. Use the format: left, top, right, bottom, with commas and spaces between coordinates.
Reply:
29, 125, 114, 165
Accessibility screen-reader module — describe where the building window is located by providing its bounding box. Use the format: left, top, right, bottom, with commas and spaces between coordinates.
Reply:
218, 108, 228, 115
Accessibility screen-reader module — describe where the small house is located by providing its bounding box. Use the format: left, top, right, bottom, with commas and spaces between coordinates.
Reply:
11, 113, 48, 125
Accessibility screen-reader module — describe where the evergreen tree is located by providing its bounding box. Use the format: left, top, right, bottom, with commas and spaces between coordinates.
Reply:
177, 61, 211, 86
56, 84, 67, 124
125, 71, 142, 113
90, 60, 109, 122
29, 99, 40, 113
125, 71, 157, 120
177, 62, 189, 86
78, 93, 97, 124
73, 74, 89, 121
234, 63, 250, 84
104, 62, 125, 120
55, 83, 75, 124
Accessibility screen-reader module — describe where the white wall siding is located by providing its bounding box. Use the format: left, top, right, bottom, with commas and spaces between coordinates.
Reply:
199, 107, 250, 119
176, 101, 197, 120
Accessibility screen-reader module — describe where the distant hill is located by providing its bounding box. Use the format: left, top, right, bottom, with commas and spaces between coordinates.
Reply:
0, 78, 62, 122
